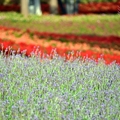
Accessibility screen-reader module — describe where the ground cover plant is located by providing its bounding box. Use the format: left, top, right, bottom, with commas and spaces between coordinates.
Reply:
0, 49, 120, 120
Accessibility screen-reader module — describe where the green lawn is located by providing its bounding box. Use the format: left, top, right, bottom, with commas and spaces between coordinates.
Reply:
0, 12, 120, 36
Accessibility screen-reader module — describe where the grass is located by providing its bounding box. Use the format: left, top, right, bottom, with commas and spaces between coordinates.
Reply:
0, 49, 120, 119
0, 12, 120, 36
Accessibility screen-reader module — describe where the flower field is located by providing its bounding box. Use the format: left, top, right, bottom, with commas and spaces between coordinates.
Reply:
0, 25, 120, 64
0, 13, 120, 119
0, 48, 120, 119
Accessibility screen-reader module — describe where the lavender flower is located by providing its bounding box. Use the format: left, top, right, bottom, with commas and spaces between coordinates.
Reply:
0, 49, 120, 119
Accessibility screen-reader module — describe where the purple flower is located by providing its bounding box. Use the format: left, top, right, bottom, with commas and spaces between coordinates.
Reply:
33, 115, 39, 120
0, 82, 3, 88
0, 73, 4, 78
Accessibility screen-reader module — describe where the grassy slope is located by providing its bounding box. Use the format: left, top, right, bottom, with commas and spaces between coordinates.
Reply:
0, 12, 120, 36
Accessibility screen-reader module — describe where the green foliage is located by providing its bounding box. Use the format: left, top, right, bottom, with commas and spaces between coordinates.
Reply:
0, 0, 4, 5
0, 0, 20, 5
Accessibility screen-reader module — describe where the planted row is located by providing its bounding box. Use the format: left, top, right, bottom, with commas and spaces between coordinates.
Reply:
0, 38, 120, 65
0, 26, 120, 51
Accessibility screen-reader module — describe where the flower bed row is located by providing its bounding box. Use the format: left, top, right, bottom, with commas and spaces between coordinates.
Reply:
0, 3, 49, 13
0, 26, 120, 51
79, 1, 120, 14
0, 1, 120, 14
0, 38, 120, 65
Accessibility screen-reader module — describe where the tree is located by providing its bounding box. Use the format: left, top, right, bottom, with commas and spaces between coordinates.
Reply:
21, 0, 42, 17
33, 0, 42, 15
58, 0, 66, 14
49, 0, 58, 14
21, 0, 29, 17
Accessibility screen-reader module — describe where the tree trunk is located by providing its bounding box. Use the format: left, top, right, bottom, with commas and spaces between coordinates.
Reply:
49, 0, 58, 14
34, 0, 42, 15
21, 0, 29, 17
58, 0, 66, 14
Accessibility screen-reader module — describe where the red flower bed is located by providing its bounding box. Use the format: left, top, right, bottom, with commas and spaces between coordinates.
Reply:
0, 4, 20, 12
79, 1, 120, 14
34, 32, 120, 45
0, 26, 120, 46
0, 1, 120, 14
0, 26, 120, 64
0, 38, 120, 65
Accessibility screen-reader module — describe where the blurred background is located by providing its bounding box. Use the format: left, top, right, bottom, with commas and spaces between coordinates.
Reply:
0, 0, 120, 14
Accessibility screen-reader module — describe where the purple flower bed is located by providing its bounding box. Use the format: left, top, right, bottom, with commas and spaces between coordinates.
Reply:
0, 49, 120, 119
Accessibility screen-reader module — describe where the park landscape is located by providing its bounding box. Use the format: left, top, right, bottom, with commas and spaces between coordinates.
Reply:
0, 0, 120, 119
